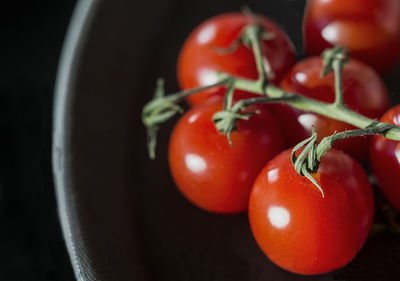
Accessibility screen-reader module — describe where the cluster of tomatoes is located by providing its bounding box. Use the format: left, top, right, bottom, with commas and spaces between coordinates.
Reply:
164, 0, 400, 276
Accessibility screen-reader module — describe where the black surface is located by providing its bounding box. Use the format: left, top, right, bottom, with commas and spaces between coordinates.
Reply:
0, 1, 76, 280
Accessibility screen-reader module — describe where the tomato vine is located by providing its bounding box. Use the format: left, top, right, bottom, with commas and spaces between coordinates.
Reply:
142, 16, 400, 196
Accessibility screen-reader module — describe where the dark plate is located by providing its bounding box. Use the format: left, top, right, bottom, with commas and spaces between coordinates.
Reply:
52, 0, 400, 280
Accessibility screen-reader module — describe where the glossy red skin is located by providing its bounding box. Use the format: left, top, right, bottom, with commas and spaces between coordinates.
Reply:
277, 56, 390, 161
168, 98, 284, 213
370, 105, 400, 211
249, 149, 374, 275
303, 0, 400, 73
178, 13, 296, 106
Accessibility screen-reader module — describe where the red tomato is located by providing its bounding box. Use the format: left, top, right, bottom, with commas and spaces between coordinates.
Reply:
303, 0, 400, 73
276, 56, 390, 161
370, 105, 400, 211
249, 149, 374, 275
177, 13, 296, 106
168, 98, 284, 213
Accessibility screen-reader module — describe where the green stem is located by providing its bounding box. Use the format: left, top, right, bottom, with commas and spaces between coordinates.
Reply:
223, 79, 236, 110
316, 123, 398, 161
142, 77, 230, 127
245, 26, 269, 85
170, 78, 230, 101
333, 59, 346, 108
216, 75, 400, 142
231, 95, 297, 111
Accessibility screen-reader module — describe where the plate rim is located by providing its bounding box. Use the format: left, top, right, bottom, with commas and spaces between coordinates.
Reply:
52, 0, 100, 280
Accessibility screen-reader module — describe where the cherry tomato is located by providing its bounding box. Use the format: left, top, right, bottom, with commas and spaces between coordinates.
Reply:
276, 56, 390, 161
249, 149, 374, 275
303, 0, 400, 73
177, 13, 296, 106
168, 98, 284, 213
370, 105, 400, 211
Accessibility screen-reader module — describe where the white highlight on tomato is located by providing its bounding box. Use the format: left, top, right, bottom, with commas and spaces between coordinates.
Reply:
268, 206, 290, 228
197, 24, 216, 44
322, 24, 339, 43
295, 72, 307, 83
188, 112, 200, 123
198, 68, 219, 86
185, 154, 207, 173
394, 115, 400, 126
298, 113, 318, 129
267, 168, 279, 183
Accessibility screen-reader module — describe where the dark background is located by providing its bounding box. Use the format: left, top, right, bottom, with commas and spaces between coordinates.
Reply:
0, 1, 77, 280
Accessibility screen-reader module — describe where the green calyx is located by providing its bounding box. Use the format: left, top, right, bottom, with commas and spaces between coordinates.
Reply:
321, 46, 349, 77
212, 79, 260, 146
213, 95, 295, 146
291, 128, 324, 197
215, 7, 275, 83
289, 121, 399, 198
142, 79, 183, 159
142, 78, 229, 158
